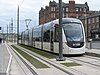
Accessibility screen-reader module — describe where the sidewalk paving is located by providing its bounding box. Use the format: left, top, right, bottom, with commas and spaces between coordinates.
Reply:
0, 43, 10, 74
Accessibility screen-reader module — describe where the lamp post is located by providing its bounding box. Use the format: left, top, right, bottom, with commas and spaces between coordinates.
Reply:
17, 5, 19, 44
25, 19, 31, 30
56, 0, 65, 61
7, 24, 8, 42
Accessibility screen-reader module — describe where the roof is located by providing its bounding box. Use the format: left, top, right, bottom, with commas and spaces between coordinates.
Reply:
49, 1, 89, 9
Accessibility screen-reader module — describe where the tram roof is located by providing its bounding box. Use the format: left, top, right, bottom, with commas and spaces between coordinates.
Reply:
22, 18, 82, 33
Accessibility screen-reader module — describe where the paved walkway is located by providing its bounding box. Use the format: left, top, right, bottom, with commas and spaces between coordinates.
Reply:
86, 41, 100, 49
86, 48, 100, 54
0, 43, 10, 74
7, 42, 33, 75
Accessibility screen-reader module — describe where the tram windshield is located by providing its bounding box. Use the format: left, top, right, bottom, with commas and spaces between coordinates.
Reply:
63, 23, 84, 42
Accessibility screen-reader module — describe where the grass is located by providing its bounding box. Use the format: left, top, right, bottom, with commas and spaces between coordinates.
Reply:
61, 62, 81, 67
12, 45, 49, 68
19, 44, 57, 59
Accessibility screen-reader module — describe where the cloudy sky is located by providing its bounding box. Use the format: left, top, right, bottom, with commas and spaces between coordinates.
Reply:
0, 0, 100, 33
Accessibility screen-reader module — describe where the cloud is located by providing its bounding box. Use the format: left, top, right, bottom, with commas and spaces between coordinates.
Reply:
0, 0, 100, 33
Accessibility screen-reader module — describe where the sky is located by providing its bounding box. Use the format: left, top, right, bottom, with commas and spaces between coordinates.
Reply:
0, 0, 100, 33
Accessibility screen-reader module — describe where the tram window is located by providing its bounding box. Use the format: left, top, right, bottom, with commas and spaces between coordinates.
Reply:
43, 30, 50, 42
25, 31, 28, 41
34, 28, 41, 42
26, 31, 29, 41
54, 28, 59, 42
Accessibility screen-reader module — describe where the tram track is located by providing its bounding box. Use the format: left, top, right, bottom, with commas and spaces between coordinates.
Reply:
7, 44, 38, 75
8, 44, 100, 75
14, 45, 74, 75
14, 45, 92, 75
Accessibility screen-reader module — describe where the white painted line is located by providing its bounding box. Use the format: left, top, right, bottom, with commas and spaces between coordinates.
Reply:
5, 42, 12, 75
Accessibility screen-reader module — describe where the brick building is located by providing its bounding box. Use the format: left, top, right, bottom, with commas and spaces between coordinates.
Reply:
81, 12, 100, 41
39, 0, 93, 25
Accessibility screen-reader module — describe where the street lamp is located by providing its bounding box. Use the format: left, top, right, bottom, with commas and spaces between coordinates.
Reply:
17, 5, 19, 44
16, 0, 24, 44
56, 0, 66, 61
7, 24, 8, 42
25, 19, 31, 30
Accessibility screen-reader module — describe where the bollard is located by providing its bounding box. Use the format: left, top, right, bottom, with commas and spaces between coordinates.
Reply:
89, 39, 92, 49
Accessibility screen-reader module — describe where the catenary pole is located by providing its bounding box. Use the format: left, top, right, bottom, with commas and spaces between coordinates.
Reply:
56, 0, 65, 61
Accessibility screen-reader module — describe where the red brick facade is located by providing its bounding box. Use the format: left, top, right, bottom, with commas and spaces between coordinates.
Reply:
39, 0, 92, 25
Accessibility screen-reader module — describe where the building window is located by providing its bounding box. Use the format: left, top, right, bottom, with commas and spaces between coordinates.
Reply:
96, 17, 99, 22
84, 8, 86, 12
76, 8, 78, 11
80, 8, 82, 11
85, 19, 87, 25
76, 14, 79, 18
96, 24, 99, 28
51, 7, 56, 11
66, 8, 68, 11
63, 8, 65, 11
51, 13, 53, 18
92, 25, 95, 29
88, 19, 91, 24
63, 13, 64, 17
51, 13, 55, 18
63, 13, 68, 18
66, 13, 68, 17
53, 13, 55, 18
92, 18, 95, 23
51, 7, 54, 11
51, 7, 53, 11
84, 14, 87, 17
54, 7, 56, 11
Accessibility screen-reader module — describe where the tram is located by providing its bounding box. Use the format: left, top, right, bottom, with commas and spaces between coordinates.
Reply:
20, 18, 86, 55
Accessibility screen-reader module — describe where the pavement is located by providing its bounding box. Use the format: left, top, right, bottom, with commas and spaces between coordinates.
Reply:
0, 42, 10, 75
86, 41, 100, 54
86, 41, 100, 49
86, 48, 100, 54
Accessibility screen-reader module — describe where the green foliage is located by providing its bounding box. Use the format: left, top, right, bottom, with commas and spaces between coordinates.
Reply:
61, 62, 81, 67
20, 45, 57, 59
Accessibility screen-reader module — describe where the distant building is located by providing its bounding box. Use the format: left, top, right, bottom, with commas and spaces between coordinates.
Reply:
39, 0, 94, 25
81, 12, 100, 41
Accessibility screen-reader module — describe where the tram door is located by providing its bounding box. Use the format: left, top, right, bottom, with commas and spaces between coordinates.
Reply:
50, 30, 54, 52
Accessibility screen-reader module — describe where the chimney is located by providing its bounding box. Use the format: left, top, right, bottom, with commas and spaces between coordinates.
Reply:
68, 0, 76, 18
68, 0, 75, 12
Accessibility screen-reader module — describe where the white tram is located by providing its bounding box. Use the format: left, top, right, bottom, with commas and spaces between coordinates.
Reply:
21, 18, 86, 55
